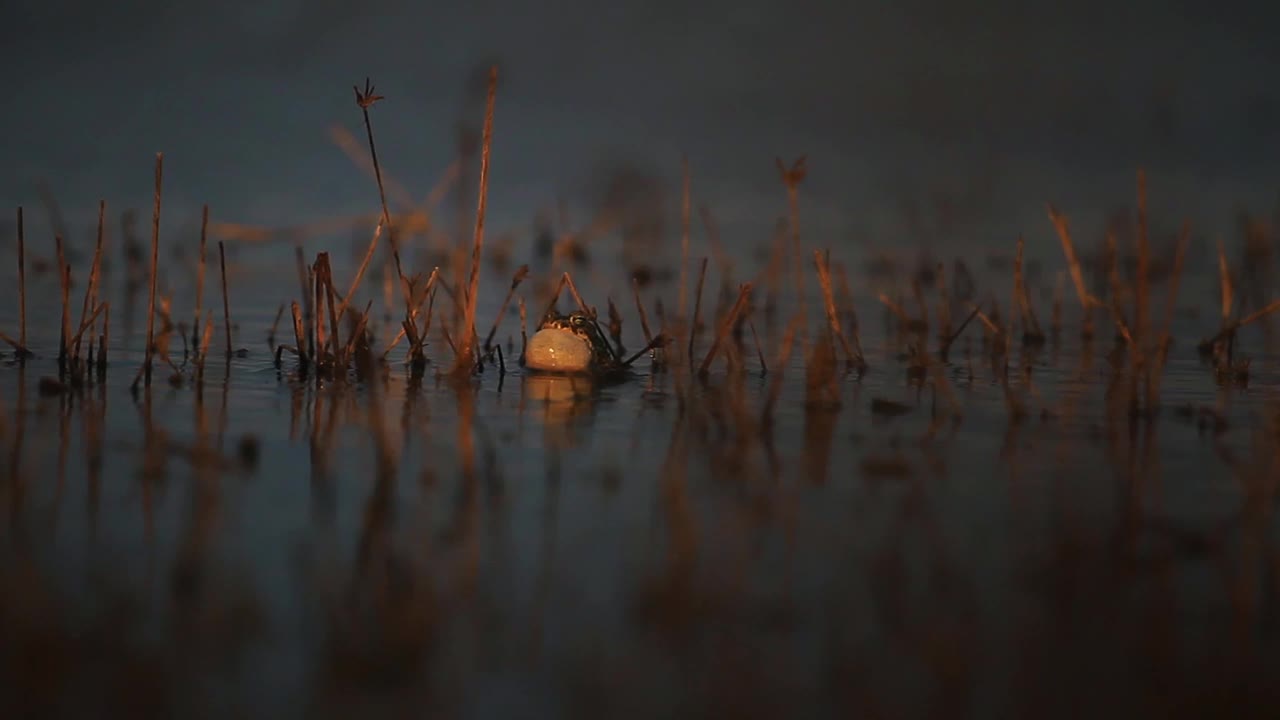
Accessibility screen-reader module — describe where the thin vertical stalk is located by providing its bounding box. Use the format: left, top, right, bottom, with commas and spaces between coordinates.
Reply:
144, 153, 163, 386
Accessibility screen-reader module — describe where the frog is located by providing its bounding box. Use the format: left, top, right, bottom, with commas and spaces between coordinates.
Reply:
524, 309, 623, 375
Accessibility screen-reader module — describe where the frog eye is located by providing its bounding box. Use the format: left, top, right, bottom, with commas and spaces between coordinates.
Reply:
571, 314, 586, 327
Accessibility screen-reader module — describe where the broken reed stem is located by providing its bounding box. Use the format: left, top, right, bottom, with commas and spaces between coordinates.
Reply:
940, 305, 983, 357
144, 153, 164, 386
453, 65, 498, 375
562, 272, 590, 315
381, 269, 440, 359
688, 256, 708, 363
484, 264, 529, 352
621, 334, 669, 367
333, 217, 385, 323
75, 200, 107, 361
69, 302, 107, 349
632, 277, 655, 345
1046, 204, 1097, 332
342, 300, 374, 359
813, 250, 859, 368
290, 301, 307, 369
193, 204, 208, 350
319, 255, 341, 360
698, 283, 752, 376
17, 207, 26, 350
218, 240, 232, 359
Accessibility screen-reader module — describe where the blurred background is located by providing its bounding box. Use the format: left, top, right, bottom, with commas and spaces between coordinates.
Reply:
1, 0, 1277, 266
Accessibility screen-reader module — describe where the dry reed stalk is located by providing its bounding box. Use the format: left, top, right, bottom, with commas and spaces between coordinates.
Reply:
69, 303, 107, 350
193, 205, 208, 350
939, 305, 982, 358
408, 283, 441, 362
218, 240, 232, 360
1046, 204, 1097, 334
813, 250, 860, 368
353, 79, 412, 316
199, 313, 214, 365
73, 202, 107, 362
16, 207, 26, 351
291, 301, 307, 369
327, 125, 419, 210
294, 245, 312, 343
561, 271, 591, 315
1013, 236, 1044, 342
319, 256, 341, 360
483, 264, 529, 352
677, 155, 691, 327
56, 239, 70, 372
1218, 238, 1233, 327
452, 66, 498, 376
1135, 169, 1150, 343
607, 297, 625, 355
832, 263, 865, 361
518, 296, 527, 362
688, 256, 708, 362
313, 258, 326, 365
632, 277, 655, 346
380, 268, 440, 358
144, 153, 164, 386
762, 313, 803, 423
342, 300, 374, 359
965, 301, 1001, 336
265, 303, 285, 354
333, 217, 385, 323
98, 302, 110, 371
0, 329, 27, 354
1202, 298, 1280, 349
877, 293, 912, 327
698, 283, 753, 376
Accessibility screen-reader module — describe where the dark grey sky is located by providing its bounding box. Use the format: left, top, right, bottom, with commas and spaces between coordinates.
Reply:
3, 0, 1278, 259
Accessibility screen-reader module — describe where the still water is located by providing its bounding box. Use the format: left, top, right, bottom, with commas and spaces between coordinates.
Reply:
1, 239, 1279, 718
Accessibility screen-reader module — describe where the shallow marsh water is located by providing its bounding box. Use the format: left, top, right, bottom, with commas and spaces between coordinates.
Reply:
2, 248, 1280, 719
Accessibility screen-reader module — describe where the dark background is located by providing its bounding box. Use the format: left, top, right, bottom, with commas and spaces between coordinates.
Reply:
3, 0, 1277, 259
